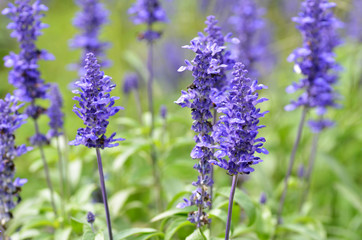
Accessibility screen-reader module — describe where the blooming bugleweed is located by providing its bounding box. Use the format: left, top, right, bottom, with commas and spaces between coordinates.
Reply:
70, 53, 124, 149
211, 63, 268, 176
70, 0, 110, 71
2, 0, 53, 105
175, 16, 234, 227
286, 0, 342, 132
229, 0, 270, 76
128, 0, 167, 41
47, 84, 64, 139
0, 94, 30, 229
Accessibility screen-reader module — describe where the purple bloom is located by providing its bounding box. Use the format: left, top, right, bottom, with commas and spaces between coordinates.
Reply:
87, 211, 96, 224
70, 0, 110, 72
175, 16, 234, 227
297, 163, 305, 178
47, 84, 64, 139
285, 0, 342, 133
229, 0, 272, 77
211, 62, 268, 176
160, 105, 167, 119
128, 0, 167, 41
0, 94, 31, 228
260, 192, 267, 204
122, 73, 139, 95
2, 0, 53, 103
69, 53, 125, 149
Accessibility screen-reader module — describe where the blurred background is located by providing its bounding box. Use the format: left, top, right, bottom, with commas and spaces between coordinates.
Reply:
0, 0, 361, 239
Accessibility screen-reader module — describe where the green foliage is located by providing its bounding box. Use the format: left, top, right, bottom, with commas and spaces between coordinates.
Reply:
0, 0, 360, 239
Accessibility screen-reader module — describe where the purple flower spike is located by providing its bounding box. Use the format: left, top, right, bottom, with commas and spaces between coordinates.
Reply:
211, 62, 268, 176
47, 84, 64, 139
128, 0, 167, 42
87, 211, 96, 224
70, 53, 125, 149
2, 0, 53, 103
175, 16, 234, 227
229, 0, 272, 77
0, 94, 31, 228
286, 0, 342, 131
70, 0, 111, 72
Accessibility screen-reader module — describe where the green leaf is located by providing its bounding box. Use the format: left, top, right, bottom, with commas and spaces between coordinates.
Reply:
165, 217, 193, 240
131, 232, 165, 240
185, 229, 207, 240
55, 227, 72, 240
82, 231, 96, 240
166, 191, 191, 209
209, 208, 228, 224
109, 188, 136, 215
68, 159, 82, 187
335, 183, 362, 213
114, 228, 158, 240
217, 187, 256, 226
280, 223, 325, 240
151, 207, 193, 222
71, 217, 86, 234
73, 184, 96, 204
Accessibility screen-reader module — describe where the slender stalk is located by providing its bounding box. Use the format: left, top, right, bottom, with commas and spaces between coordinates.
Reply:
197, 171, 206, 228
225, 175, 238, 240
209, 108, 217, 210
299, 133, 319, 211
151, 145, 162, 211
276, 106, 307, 224
146, 25, 162, 210
147, 32, 154, 136
95, 148, 113, 240
61, 128, 70, 201
134, 89, 143, 125
33, 119, 57, 217
55, 136, 66, 220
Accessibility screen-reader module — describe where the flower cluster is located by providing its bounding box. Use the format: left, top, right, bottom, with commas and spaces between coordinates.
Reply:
175, 16, 233, 227
285, 0, 342, 132
128, 0, 167, 41
211, 63, 268, 176
2, 0, 53, 105
70, 0, 110, 71
47, 84, 64, 139
229, 0, 271, 76
70, 53, 125, 149
0, 94, 30, 228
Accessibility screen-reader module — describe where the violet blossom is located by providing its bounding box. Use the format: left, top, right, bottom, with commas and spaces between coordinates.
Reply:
175, 15, 234, 227
69, 52, 124, 149
0, 94, 30, 229
285, 0, 342, 133
70, 0, 110, 72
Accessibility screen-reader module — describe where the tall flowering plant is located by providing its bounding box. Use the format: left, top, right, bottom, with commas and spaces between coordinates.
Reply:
277, 0, 342, 225
211, 62, 268, 239
0, 94, 30, 235
128, 0, 167, 131
175, 16, 234, 227
128, 0, 168, 210
70, 52, 124, 240
2, 0, 57, 215
70, 0, 110, 74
